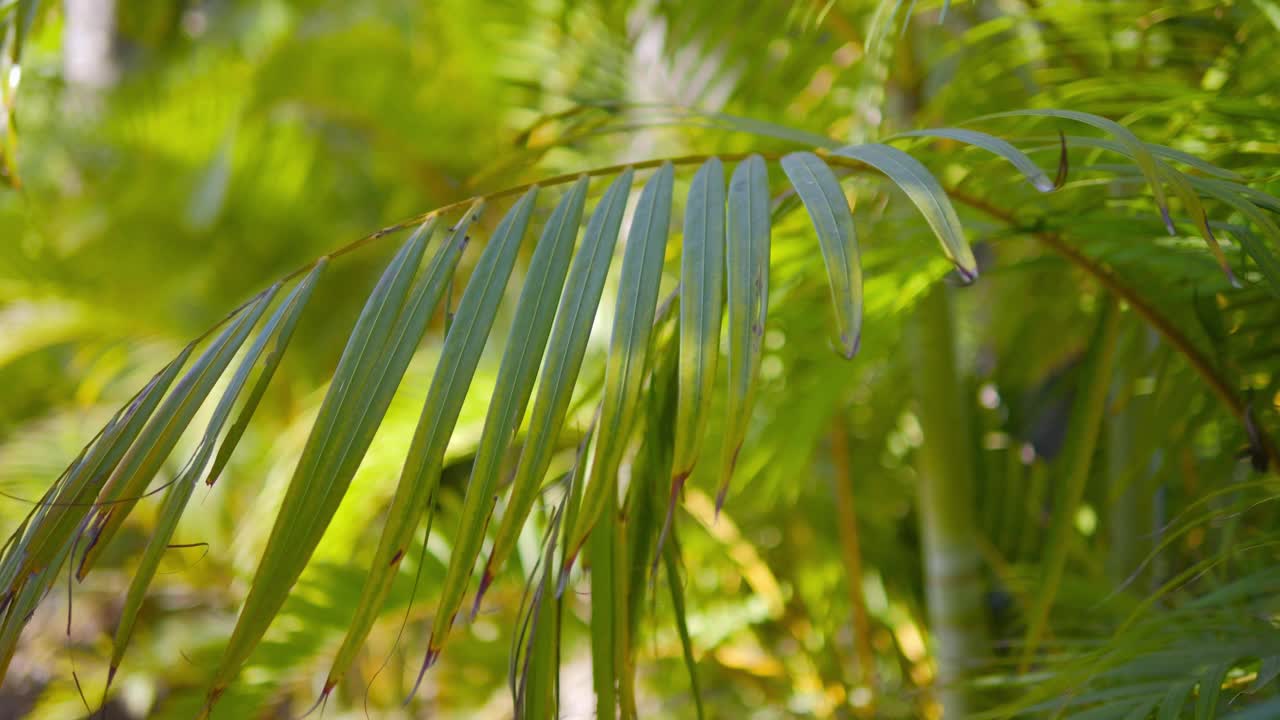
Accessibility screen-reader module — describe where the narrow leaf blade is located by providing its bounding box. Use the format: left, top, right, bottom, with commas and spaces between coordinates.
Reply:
656, 159, 727, 563
108, 263, 324, 681
428, 183, 588, 660
979, 109, 1176, 233
311, 207, 482, 693
781, 151, 863, 358
833, 142, 977, 281
895, 128, 1055, 192
205, 215, 446, 707
717, 155, 770, 511
480, 170, 635, 598
206, 261, 328, 487
564, 162, 675, 577
671, 158, 726, 480
664, 535, 704, 720
78, 288, 277, 578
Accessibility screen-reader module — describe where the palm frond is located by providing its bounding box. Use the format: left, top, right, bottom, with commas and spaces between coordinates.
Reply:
3, 103, 1279, 718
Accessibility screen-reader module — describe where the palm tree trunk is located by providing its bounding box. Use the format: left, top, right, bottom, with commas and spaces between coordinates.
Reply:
908, 283, 988, 718
1106, 347, 1142, 586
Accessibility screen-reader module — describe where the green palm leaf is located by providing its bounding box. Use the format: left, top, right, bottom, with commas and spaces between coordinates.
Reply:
563, 162, 674, 579
979, 108, 1178, 234
894, 127, 1058, 192
108, 263, 323, 687
77, 290, 278, 579
717, 154, 771, 512
833, 143, 978, 281
659, 158, 726, 564
203, 215, 450, 711
318, 192, 519, 694
5, 100, 1277, 720
782, 151, 863, 358
429, 179, 586, 661
480, 169, 635, 605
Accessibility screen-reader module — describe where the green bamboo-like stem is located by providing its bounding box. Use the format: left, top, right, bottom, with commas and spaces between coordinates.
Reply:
830, 415, 876, 714
1020, 299, 1122, 669
1106, 326, 1149, 587
907, 283, 989, 718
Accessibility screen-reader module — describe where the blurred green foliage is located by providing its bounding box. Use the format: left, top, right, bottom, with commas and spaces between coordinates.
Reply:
1, 1, 1279, 718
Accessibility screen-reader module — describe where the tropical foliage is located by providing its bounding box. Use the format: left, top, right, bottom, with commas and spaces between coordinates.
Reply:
2, 1, 1279, 718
